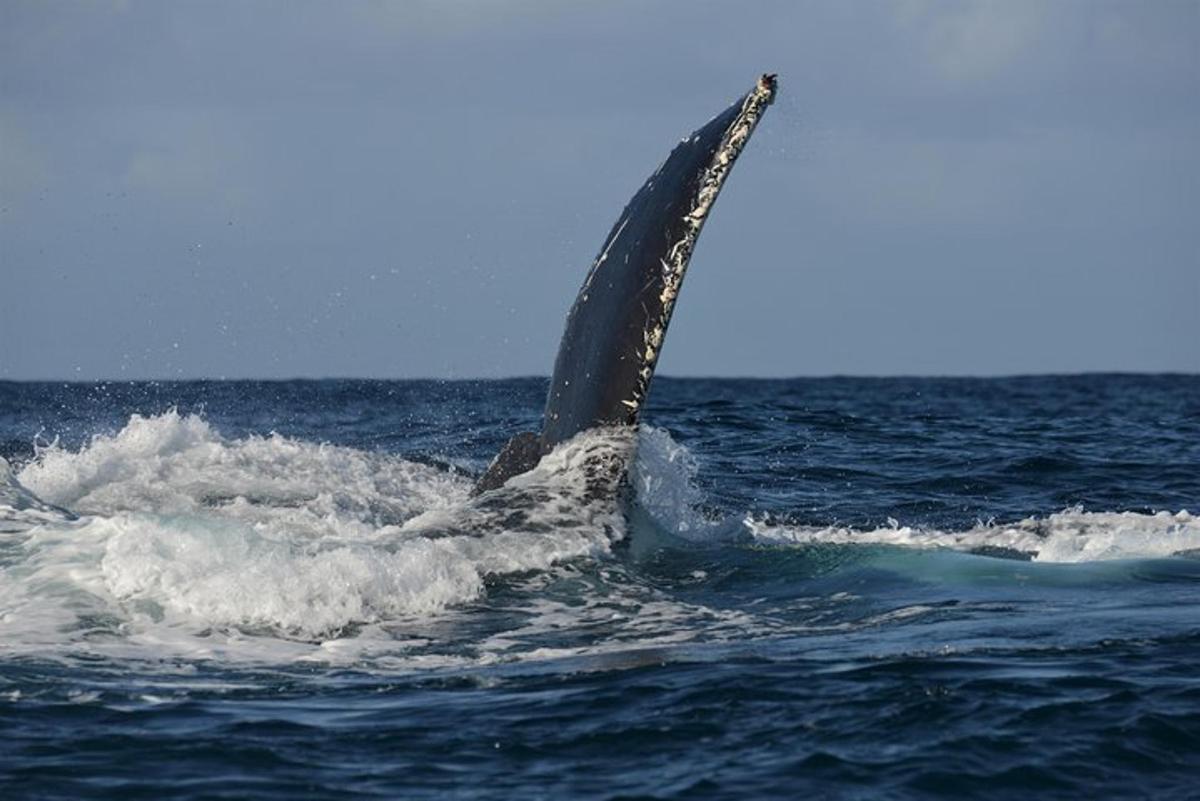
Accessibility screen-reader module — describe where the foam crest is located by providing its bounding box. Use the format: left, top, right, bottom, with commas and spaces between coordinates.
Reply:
746, 509, 1200, 563
0, 456, 75, 532
3, 411, 1193, 668
1, 413, 636, 654
18, 409, 469, 531
99, 514, 484, 632
399, 426, 634, 571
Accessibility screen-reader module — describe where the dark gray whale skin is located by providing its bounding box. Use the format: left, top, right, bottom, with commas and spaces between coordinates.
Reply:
474, 75, 777, 494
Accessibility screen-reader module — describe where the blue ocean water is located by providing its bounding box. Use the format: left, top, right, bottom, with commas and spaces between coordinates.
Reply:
1, 375, 1197, 799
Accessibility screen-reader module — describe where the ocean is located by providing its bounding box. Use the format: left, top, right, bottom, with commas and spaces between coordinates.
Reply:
1, 375, 1197, 799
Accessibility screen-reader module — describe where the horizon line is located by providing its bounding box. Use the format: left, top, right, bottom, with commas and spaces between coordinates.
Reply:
1, 370, 1197, 385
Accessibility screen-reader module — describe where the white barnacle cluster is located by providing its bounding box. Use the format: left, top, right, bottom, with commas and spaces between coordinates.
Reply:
621, 77, 776, 418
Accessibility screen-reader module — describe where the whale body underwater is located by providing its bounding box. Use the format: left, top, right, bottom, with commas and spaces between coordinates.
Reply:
474, 74, 778, 494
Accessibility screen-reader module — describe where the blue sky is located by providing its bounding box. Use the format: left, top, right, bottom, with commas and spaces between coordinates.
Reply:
2, 1, 1197, 379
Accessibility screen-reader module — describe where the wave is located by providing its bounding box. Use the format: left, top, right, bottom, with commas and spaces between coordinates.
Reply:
0, 410, 1194, 667
0, 412, 630, 658
0, 456, 76, 532
744, 509, 1199, 563
628, 424, 1199, 563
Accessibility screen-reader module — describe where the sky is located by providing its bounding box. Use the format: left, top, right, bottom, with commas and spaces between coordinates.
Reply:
1, 0, 1197, 380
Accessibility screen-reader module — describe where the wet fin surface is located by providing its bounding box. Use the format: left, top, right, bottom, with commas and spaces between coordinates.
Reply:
472, 432, 543, 495
471, 75, 776, 495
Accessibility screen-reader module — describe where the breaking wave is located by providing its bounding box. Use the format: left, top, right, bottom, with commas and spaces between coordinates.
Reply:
744, 509, 1200, 563
0, 411, 1194, 666
0, 412, 629, 660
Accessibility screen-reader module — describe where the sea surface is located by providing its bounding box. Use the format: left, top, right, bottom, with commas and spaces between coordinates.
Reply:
1, 375, 1197, 800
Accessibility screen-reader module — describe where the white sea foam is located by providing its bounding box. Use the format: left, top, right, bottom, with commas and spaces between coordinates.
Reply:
630, 427, 1200, 562
1, 411, 1194, 668
0, 455, 75, 531
629, 430, 1200, 564
0, 411, 628, 662
745, 509, 1200, 563
18, 409, 466, 528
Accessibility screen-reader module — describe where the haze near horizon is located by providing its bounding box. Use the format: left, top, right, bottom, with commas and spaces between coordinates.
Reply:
2, 1, 1196, 380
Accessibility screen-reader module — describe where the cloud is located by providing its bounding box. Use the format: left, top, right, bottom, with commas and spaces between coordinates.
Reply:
1, 0, 1196, 378
0, 115, 49, 207
1093, 3, 1200, 72
895, 0, 1049, 84
119, 113, 255, 212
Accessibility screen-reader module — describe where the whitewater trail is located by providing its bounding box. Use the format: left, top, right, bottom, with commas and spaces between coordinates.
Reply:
1, 411, 1196, 667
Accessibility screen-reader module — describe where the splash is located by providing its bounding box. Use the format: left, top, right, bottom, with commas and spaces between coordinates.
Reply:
745, 509, 1200, 563
0, 412, 630, 658
0, 455, 75, 532
1, 411, 1195, 668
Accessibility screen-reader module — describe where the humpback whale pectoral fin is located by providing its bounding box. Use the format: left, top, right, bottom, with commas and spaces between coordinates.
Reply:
475, 74, 777, 493
472, 431, 544, 495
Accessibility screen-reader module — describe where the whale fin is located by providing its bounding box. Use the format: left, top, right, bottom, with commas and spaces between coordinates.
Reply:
473, 431, 542, 495
472, 74, 777, 495
541, 74, 777, 449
